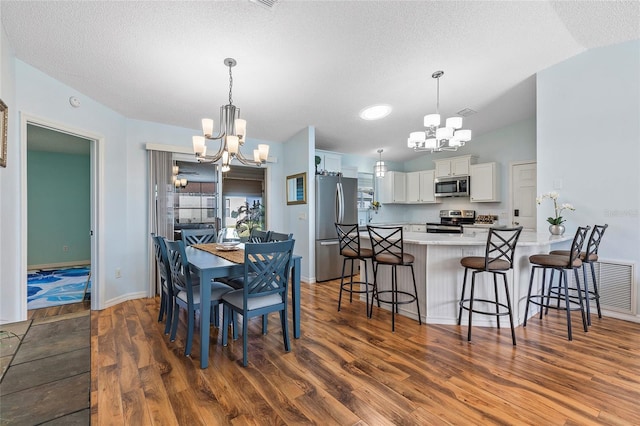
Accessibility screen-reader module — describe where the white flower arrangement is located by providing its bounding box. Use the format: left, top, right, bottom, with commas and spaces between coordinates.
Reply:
536, 191, 575, 225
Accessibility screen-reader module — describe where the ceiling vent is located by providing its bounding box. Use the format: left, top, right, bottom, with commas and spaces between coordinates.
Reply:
249, 0, 278, 9
457, 108, 477, 117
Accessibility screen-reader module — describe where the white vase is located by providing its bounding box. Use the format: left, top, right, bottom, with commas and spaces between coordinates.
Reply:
549, 224, 565, 236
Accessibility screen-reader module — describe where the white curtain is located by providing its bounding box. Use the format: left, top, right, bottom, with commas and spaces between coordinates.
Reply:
148, 150, 174, 296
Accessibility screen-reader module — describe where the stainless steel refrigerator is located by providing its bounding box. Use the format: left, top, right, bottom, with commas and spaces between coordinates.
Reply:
315, 175, 358, 282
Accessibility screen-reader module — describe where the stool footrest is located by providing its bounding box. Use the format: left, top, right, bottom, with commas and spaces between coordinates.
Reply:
527, 294, 585, 312
375, 290, 418, 306
459, 298, 512, 317
340, 281, 374, 295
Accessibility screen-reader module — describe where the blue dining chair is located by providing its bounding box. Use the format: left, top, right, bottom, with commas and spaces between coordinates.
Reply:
151, 235, 173, 334
249, 228, 270, 243
267, 231, 293, 242
181, 228, 217, 246
221, 239, 295, 366
165, 239, 233, 356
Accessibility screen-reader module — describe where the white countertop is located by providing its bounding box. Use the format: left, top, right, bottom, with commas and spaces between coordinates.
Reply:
363, 231, 572, 247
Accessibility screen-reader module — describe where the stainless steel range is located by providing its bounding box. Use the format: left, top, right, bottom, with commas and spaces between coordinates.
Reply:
426, 210, 476, 233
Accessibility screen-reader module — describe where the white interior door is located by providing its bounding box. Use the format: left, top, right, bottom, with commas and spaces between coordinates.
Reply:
511, 162, 537, 230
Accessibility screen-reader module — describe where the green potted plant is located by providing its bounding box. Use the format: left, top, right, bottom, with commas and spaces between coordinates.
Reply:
232, 200, 265, 239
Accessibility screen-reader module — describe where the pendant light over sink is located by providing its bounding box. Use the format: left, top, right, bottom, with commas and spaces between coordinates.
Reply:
191, 58, 269, 172
374, 149, 387, 178
407, 70, 472, 153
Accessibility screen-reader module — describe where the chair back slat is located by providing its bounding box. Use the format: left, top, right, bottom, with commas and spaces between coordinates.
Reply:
585, 224, 608, 258
267, 231, 293, 242
335, 223, 361, 256
244, 240, 295, 301
485, 227, 523, 269
567, 226, 591, 267
165, 239, 195, 303
249, 228, 270, 243
181, 228, 217, 246
152, 235, 171, 282
367, 225, 404, 262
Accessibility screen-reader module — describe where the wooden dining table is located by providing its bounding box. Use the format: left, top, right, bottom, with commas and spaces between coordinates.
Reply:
185, 245, 302, 369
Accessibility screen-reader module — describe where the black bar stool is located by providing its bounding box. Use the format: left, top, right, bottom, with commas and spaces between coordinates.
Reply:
457, 226, 523, 345
335, 223, 374, 315
524, 226, 590, 340
549, 224, 608, 325
366, 225, 422, 332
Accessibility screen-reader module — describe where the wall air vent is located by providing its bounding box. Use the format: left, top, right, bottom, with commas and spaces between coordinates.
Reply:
457, 108, 477, 117
249, 0, 278, 9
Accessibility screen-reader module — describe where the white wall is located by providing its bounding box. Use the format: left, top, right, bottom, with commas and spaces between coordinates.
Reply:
0, 18, 20, 323
537, 39, 640, 316
283, 127, 314, 281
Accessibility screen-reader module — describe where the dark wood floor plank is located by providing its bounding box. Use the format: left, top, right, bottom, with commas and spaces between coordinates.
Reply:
92, 279, 640, 425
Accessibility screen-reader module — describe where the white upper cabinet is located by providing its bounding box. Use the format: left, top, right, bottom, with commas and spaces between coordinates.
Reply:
315, 150, 342, 174
470, 162, 501, 202
434, 155, 477, 177
380, 171, 406, 204
406, 170, 437, 203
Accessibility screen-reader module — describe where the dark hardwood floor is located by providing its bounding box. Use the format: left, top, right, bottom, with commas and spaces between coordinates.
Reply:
92, 279, 640, 425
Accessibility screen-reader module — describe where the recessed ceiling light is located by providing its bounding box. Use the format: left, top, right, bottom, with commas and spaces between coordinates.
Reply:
360, 104, 392, 121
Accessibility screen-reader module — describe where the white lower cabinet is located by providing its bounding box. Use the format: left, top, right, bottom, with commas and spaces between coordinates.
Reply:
470, 162, 500, 202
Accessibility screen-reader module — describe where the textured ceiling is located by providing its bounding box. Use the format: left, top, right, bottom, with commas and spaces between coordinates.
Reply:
3, 1, 639, 162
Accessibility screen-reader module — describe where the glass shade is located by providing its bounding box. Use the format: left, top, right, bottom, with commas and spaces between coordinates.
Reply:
409, 131, 426, 143
425, 138, 437, 149
201, 118, 214, 137
424, 113, 441, 127
374, 161, 387, 178
455, 129, 472, 142
226, 136, 239, 155
192, 136, 205, 154
445, 117, 463, 129
172, 165, 179, 175
436, 126, 454, 140
180, 178, 187, 187
253, 149, 261, 163
234, 119, 246, 140
258, 144, 269, 161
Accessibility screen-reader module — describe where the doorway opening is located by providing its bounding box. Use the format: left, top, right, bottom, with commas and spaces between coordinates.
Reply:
21, 115, 101, 316
222, 166, 266, 238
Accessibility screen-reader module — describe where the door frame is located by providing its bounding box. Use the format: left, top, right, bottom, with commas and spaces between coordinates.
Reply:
20, 113, 104, 315
509, 160, 537, 231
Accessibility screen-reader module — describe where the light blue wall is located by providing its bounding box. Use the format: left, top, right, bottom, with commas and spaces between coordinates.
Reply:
283, 127, 314, 281
27, 151, 90, 266
537, 39, 640, 315
0, 17, 20, 323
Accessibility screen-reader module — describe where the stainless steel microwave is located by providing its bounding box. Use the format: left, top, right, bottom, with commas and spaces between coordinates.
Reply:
434, 175, 470, 197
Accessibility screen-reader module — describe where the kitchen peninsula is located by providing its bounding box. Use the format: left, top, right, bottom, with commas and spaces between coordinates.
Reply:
362, 230, 572, 327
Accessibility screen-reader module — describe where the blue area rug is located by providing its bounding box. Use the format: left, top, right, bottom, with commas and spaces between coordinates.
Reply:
27, 267, 91, 310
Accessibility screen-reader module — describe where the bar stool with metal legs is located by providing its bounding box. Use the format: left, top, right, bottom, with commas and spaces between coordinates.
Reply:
524, 226, 590, 340
335, 223, 374, 315
457, 226, 523, 345
548, 224, 608, 325
366, 225, 422, 332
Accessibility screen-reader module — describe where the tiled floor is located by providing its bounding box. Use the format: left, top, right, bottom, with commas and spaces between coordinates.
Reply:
0, 310, 90, 424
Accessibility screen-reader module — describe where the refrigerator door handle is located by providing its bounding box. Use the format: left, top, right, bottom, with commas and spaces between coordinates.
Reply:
336, 182, 344, 223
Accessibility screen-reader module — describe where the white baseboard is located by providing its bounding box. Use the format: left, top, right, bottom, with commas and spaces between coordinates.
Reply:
99, 292, 148, 310
28, 260, 91, 271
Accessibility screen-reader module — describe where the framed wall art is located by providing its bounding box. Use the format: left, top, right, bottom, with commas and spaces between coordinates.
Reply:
0, 98, 7, 168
